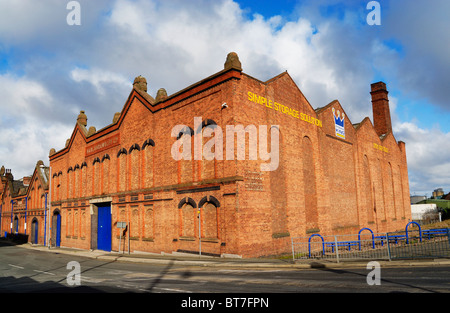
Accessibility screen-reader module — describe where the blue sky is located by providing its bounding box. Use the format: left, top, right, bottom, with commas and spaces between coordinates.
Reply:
0, 0, 449, 195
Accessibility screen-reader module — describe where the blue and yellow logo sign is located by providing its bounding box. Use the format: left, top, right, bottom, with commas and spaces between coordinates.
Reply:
333, 108, 345, 139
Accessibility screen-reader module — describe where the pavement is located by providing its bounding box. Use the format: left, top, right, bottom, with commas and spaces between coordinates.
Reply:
13, 241, 450, 269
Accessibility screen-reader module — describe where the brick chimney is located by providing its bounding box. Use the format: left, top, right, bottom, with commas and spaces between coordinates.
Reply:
371, 81, 392, 137
4, 169, 13, 181
22, 176, 31, 186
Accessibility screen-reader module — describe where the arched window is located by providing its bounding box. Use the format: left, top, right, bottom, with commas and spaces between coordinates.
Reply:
398, 165, 406, 218
142, 139, 155, 150
199, 196, 220, 239
129, 143, 140, 154
67, 167, 73, 199
67, 209, 72, 237
117, 149, 127, 192
178, 198, 197, 238
31, 218, 38, 244
303, 136, 318, 231
376, 158, 387, 221
131, 206, 140, 238
142, 139, 155, 188
13, 216, 19, 234
74, 209, 79, 238
80, 210, 86, 239
102, 155, 110, 194
57, 171, 63, 201
129, 145, 140, 190
363, 155, 374, 222
175, 128, 194, 184
200, 119, 221, 181
117, 148, 127, 158
92, 158, 101, 196
118, 207, 127, 242
144, 205, 154, 239
73, 164, 80, 198
388, 162, 396, 219
181, 203, 195, 238
80, 163, 87, 198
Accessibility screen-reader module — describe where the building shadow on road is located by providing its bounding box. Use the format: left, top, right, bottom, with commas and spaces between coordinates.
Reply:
145, 260, 175, 292
307, 261, 440, 293
0, 275, 120, 293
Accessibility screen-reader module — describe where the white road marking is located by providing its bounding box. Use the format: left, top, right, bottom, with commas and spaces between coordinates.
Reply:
81, 276, 105, 283
33, 270, 55, 276
8, 264, 24, 269
153, 287, 193, 293
218, 269, 284, 273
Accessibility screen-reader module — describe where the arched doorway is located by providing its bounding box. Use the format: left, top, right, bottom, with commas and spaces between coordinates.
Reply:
31, 218, 39, 244
13, 216, 19, 234
52, 210, 61, 247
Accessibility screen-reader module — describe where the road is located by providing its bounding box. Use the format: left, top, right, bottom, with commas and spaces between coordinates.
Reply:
1, 240, 449, 296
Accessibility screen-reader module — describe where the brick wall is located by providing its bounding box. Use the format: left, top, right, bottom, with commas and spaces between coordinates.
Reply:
46, 53, 411, 258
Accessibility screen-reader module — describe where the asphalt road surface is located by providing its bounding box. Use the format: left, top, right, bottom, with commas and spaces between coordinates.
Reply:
1, 240, 449, 296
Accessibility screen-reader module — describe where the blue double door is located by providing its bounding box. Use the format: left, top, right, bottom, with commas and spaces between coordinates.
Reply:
53, 212, 61, 247
97, 203, 112, 252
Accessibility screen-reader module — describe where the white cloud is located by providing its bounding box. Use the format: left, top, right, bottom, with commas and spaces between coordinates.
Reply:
0, 74, 53, 119
0, 121, 72, 179
0, 74, 73, 178
70, 67, 130, 96
394, 121, 450, 194
382, 0, 450, 111
0, 0, 61, 43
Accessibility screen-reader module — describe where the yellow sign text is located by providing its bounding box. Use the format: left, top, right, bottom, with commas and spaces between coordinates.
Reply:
247, 91, 322, 127
373, 143, 388, 153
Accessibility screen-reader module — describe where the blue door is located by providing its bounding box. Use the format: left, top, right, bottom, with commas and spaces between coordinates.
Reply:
97, 204, 112, 252
56, 213, 61, 247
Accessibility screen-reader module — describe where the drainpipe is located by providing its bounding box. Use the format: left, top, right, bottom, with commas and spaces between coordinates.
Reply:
10, 200, 13, 234
44, 192, 48, 245
47, 166, 52, 248
24, 197, 28, 235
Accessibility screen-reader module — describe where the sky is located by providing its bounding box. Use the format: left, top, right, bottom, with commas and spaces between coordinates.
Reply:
0, 0, 449, 196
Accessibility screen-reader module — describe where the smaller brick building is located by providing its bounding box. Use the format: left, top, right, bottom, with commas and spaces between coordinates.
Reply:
0, 161, 49, 243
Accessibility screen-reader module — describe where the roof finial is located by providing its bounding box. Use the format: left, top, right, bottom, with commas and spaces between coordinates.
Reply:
77, 110, 87, 127
133, 76, 148, 93
224, 52, 242, 71
156, 88, 168, 102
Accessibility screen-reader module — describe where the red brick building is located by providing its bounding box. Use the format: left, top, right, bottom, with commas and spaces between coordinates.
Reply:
3, 52, 410, 258
1, 168, 27, 238
0, 162, 50, 244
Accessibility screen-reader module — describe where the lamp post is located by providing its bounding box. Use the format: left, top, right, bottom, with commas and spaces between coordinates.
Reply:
198, 209, 201, 256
